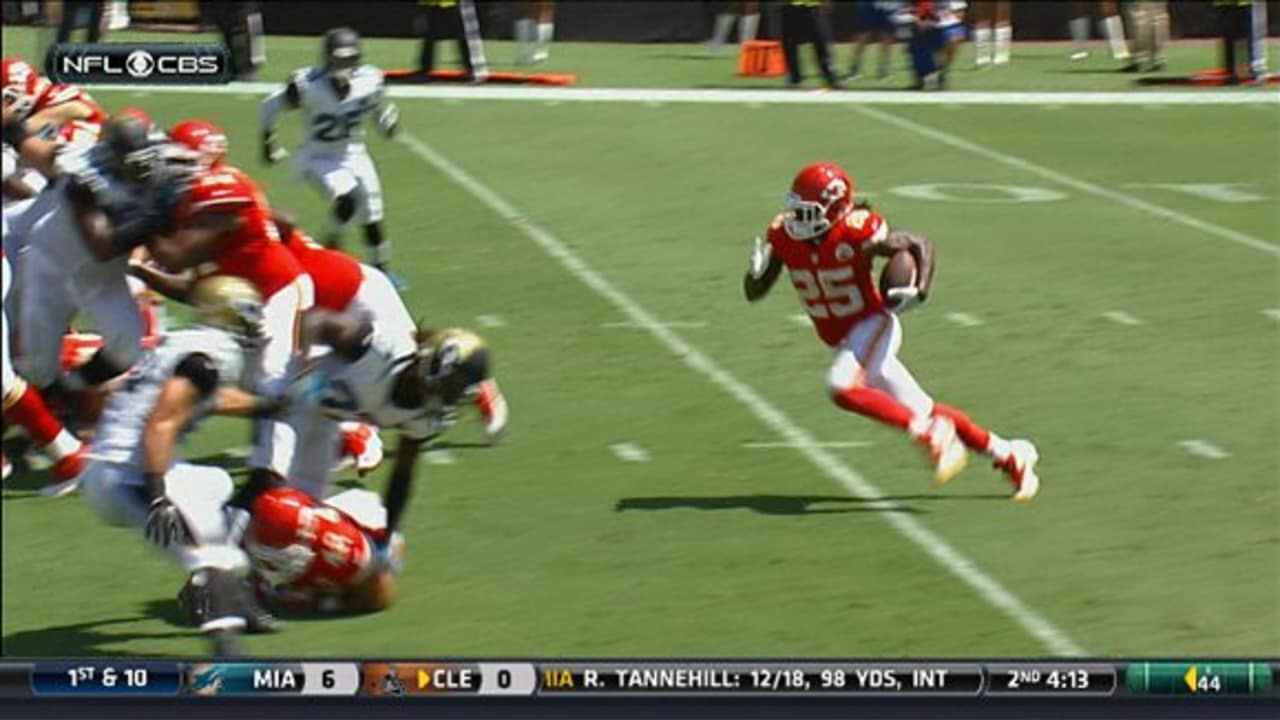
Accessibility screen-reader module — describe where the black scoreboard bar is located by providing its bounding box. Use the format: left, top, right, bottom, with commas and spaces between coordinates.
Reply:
0, 660, 1274, 699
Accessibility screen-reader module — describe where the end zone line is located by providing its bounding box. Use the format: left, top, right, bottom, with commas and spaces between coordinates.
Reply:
398, 131, 1087, 658
848, 104, 1280, 259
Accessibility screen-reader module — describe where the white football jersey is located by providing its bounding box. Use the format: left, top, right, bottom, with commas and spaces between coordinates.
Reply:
304, 323, 439, 442
93, 328, 246, 465
292, 65, 386, 155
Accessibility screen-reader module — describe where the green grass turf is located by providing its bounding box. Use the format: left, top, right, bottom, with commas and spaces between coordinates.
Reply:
3, 25, 1279, 92
2, 30, 1278, 659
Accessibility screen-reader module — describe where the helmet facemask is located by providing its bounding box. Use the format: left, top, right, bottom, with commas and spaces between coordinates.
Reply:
784, 192, 836, 241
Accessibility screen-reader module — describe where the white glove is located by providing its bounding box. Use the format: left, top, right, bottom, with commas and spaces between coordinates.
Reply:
748, 236, 772, 278
377, 104, 399, 138
885, 285, 923, 314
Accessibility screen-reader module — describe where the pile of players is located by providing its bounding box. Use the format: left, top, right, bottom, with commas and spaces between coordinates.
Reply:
1, 29, 508, 656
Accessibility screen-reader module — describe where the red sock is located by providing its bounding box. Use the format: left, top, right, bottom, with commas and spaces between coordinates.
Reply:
5, 382, 68, 449
831, 386, 914, 430
933, 403, 991, 452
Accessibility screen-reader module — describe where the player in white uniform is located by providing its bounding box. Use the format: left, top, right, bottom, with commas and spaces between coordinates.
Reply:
260, 27, 400, 279
11, 115, 187, 396
225, 300, 486, 554
78, 276, 284, 655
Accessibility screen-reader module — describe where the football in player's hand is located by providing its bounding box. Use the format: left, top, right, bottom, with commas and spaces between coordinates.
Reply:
879, 250, 919, 301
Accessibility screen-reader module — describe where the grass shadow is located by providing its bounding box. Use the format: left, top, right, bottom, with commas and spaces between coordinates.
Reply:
616, 494, 924, 516
2, 606, 193, 657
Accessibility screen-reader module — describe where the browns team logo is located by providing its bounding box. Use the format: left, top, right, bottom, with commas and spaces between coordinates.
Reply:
835, 243, 854, 262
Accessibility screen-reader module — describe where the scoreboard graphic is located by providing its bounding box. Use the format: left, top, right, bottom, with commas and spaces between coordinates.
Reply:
11, 660, 1276, 698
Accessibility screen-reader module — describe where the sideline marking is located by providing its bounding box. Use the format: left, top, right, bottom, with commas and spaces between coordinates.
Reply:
84, 82, 1280, 106
1178, 440, 1229, 460
1101, 311, 1144, 326
610, 442, 651, 462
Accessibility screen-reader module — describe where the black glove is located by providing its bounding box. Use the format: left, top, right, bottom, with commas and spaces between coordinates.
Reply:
144, 496, 192, 550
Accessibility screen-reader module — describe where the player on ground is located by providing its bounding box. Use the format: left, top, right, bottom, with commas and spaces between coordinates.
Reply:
78, 276, 286, 655
259, 28, 400, 279
243, 486, 404, 614
743, 161, 1039, 501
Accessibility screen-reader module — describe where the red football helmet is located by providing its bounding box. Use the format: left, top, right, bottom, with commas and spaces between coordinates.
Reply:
245, 488, 320, 587
784, 162, 855, 241
168, 119, 228, 169
2, 57, 46, 119
245, 487, 375, 590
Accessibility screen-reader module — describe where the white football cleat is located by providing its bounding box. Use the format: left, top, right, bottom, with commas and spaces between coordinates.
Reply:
996, 439, 1040, 502
474, 379, 508, 444
919, 416, 968, 485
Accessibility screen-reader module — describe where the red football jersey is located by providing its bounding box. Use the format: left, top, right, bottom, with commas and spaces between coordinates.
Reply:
33, 83, 105, 123
248, 488, 380, 595
179, 166, 303, 298
281, 229, 363, 312
766, 207, 889, 347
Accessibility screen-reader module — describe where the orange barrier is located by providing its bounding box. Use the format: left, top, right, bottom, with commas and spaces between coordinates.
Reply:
738, 40, 786, 78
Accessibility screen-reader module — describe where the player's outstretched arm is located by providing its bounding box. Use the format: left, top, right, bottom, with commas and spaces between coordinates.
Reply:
142, 356, 216, 499
382, 435, 423, 538
743, 236, 783, 302
259, 79, 300, 164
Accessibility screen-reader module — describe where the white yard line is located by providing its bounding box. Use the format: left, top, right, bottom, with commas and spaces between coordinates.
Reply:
847, 105, 1280, 259
602, 320, 706, 329
397, 130, 1087, 657
476, 314, 507, 328
744, 441, 874, 449
609, 442, 652, 462
84, 81, 1280, 106
1101, 311, 1145, 326
423, 448, 457, 466
1178, 440, 1230, 460
945, 312, 984, 327
1263, 309, 1280, 322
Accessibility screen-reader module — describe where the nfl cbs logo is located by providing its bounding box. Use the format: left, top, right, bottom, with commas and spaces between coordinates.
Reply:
48, 44, 230, 85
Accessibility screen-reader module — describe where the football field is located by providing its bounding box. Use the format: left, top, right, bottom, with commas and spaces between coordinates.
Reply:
2, 31, 1278, 659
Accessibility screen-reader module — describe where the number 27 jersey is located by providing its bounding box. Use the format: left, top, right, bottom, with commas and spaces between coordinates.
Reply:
293, 65, 385, 155
766, 208, 890, 347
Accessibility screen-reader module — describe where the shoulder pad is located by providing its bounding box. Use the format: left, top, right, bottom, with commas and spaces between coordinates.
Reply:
842, 208, 888, 242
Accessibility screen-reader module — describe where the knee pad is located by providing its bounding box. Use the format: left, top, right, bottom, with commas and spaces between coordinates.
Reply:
333, 193, 357, 224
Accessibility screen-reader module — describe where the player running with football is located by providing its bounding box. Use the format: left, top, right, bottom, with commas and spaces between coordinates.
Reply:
259, 28, 401, 280
743, 161, 1039, 501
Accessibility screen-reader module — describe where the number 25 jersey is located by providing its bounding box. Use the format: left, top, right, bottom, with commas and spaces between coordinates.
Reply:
766, 207, 890, 347
292, 65, 385, 155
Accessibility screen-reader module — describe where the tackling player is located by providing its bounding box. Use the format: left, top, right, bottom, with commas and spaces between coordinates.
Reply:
142, 119, 317, 518
244, 486, 404, 614
259, 28, 400, 279
744, 161, 1039, 501
78, 276, 285, 655
3, 113, 186, 405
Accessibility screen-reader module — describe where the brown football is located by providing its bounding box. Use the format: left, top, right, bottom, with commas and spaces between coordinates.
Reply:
879, 250, 918, 298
